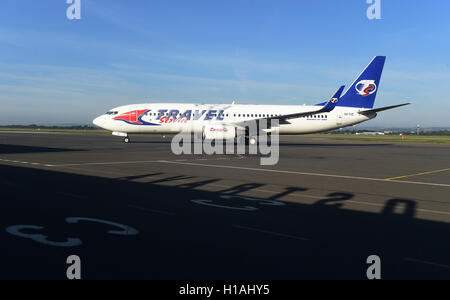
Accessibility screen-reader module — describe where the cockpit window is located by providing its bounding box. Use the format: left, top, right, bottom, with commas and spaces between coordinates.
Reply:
105, 111, 118, 115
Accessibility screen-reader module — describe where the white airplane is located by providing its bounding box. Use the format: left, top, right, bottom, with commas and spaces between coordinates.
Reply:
93, 56, 410, 143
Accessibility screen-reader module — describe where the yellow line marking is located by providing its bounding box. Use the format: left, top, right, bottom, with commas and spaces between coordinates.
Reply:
386, 168, 450, 181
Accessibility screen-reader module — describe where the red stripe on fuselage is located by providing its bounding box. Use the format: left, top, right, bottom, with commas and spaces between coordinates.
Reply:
114, 110, 149, 124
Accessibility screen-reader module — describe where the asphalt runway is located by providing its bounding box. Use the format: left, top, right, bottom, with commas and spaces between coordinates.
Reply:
1, 132, 450, 279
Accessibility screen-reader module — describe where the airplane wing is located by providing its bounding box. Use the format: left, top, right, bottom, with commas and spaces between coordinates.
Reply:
358, 103, 411, 115
225, 85, 345, 127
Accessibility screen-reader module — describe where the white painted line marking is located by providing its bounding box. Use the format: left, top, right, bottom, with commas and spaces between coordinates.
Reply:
158, 161, 450, 188
0, 158, 55, 167
5, 158, 449, 189
0, 131, 73, 135
53, 160, 161, 167
405, 258, 450, 270
128, 205, 176, 216
234, 225, 309, 241
43, 156, 243, 168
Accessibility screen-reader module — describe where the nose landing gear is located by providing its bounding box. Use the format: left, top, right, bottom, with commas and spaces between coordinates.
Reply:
112, 132, 130, 143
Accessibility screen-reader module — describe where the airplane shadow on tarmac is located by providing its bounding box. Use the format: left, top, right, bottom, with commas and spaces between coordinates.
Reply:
0, 163, 449, 280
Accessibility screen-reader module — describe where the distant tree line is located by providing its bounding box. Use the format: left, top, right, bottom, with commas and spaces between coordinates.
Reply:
420, 130, 450, 136
328, 129, 450, 136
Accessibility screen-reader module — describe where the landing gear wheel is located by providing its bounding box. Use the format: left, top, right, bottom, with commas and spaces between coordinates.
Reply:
124, 137, 130, 143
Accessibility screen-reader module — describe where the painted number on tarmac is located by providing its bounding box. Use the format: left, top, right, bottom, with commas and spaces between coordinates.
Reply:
5, 217, 139, 248
6, 225, 82, 247
65, 217, 139, 236
192, 195, 285, 211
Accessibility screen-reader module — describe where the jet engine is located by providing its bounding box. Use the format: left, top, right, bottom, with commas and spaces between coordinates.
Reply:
202, 125, 237, 140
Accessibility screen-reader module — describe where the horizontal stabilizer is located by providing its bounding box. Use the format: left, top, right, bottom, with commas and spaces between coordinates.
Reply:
359, 103, 411, 115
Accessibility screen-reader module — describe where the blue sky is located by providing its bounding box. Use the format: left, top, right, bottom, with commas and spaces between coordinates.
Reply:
0, 0, 449, 127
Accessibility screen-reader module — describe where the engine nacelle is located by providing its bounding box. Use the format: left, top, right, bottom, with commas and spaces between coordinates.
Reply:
203, 125, 237, 140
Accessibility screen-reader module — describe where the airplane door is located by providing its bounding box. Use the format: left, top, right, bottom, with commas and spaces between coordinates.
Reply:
336, 113, 343, 126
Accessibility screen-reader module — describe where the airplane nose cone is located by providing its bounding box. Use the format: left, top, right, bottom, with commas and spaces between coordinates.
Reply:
93, 116, 103, 127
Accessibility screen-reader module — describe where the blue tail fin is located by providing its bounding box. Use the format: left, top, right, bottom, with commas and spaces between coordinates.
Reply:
338, 56, 386, 109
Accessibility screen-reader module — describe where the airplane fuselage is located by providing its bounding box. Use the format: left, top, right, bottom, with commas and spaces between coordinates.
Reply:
93, 103, 375, 135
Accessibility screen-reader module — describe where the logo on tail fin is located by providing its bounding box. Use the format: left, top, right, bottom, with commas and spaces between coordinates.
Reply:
355, 80, 377, 97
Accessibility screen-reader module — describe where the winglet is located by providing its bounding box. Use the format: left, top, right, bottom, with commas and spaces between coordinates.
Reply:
332, 85, 346, 100
321, 85, 345, 112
